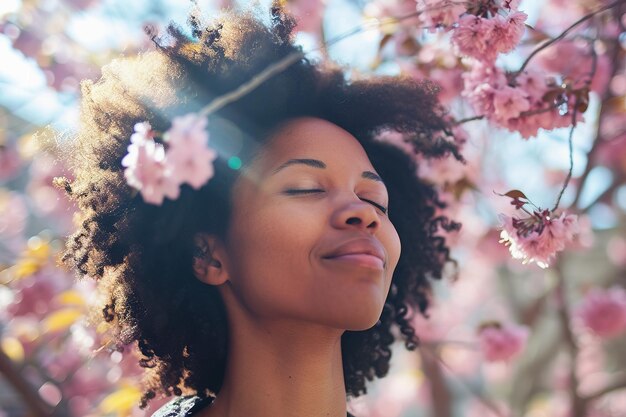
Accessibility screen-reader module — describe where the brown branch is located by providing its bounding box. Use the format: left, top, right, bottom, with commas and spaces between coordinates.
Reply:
568, 132, 602, 210
453, 101, 567, 127
553, 259, 586, 417
569, 1, 626, 210
420, 344, 510, 417
0, 346, 52, 417
582, 373, 626, 402
516, 0, 625, 75
453, 114, 485, 125
419, 348, 452, 417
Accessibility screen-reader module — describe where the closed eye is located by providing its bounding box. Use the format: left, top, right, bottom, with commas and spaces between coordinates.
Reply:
284, 189, 388, 215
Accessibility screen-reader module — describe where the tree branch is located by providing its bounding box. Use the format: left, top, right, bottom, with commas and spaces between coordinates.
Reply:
569, 1, 626, 210
583, 373, 626, 402
420, 344, 510, 417
553, 259, 586, 417
0, 346, 52, 417
516, 0, 625, 75
419, 348, 452, 417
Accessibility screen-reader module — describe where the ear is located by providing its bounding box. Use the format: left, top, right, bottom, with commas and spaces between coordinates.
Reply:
192, 233, 230, 286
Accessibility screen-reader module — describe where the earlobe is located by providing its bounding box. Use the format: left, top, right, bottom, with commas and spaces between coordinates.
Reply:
192, 233, 229, 286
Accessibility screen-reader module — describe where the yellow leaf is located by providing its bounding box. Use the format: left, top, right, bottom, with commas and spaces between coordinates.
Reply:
9, 237, 53, 281
57, 290, 86, 307
99, 385, 142, 416
14, 259, 41, 280
43, 308, 83, 333
25, 236, 50, 261
1, 337, 25, 363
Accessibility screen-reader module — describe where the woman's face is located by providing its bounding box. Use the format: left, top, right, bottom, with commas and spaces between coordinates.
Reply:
222, 117, 401, 330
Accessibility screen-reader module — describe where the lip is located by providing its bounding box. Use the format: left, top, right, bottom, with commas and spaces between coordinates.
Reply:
322, 238, 386, 270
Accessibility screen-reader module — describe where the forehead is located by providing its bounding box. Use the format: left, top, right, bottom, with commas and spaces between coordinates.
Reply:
251, 117, 374, 175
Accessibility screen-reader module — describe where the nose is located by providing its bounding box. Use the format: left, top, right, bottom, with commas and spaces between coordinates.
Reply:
331, 194, 380, 233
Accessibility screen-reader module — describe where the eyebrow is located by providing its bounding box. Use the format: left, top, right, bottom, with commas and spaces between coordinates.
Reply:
271, 158, 385, 184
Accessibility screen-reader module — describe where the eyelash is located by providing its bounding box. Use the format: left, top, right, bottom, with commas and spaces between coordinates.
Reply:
284, 189, 388, 215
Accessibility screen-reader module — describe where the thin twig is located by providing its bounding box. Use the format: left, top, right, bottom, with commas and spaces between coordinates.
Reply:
453, 114, 485, 125
454, 101, 568, 126
199, 51, 305, 116
516, 0, 625, 75
198, 2, 472, 117
569, 1, 626, 210
552, 105, 578, 212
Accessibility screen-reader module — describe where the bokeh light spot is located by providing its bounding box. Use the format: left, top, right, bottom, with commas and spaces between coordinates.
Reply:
228, 156, 242, 170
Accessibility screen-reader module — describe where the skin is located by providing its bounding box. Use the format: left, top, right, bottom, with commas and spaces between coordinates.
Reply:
193, 117, 401, 417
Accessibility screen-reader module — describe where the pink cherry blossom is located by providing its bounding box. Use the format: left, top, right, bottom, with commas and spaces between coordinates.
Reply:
499, 211, 579, 268
490, 11, 527, 55
478, 322, 529, 362
576, 287, 626, 339
463, 61, 508, 92
121, 122, 180, 205
399, 44, 464, 104
165, 114, 217, 190
534, 40, 612, 94
516, 68, 549, 102
452, 15, 495, 61
417, 0, 466, 30
462, 63, 584, 138
462, 63, 507, 115
452, 11, 526, 62
501, 105, 577, 138
492, 85, 531, 123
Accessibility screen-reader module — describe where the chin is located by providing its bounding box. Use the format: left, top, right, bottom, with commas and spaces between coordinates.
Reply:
340, 312, 384, 331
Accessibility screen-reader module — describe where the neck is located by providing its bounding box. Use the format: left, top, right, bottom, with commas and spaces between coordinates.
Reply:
202, 301, 348, 417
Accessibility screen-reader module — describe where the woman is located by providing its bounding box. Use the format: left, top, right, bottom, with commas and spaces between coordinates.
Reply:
59, 3, 461, 416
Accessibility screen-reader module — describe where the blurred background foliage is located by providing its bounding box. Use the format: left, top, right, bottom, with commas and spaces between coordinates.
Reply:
1, 0, 625, 416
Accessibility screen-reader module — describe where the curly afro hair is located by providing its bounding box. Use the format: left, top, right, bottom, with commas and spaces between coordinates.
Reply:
59, 2, 462, 408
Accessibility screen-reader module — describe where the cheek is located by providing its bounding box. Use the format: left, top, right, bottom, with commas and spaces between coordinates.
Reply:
225, 201, 323, 311
382, 221, 402, 287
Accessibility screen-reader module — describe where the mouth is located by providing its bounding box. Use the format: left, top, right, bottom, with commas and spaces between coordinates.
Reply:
322, 238, 387, 271
322, 253, 385, 270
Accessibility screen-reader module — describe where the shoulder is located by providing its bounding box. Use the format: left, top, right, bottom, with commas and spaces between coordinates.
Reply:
150, 395, 214, 417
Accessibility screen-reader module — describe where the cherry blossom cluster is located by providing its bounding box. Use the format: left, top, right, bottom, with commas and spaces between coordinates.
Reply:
576, 287, 626, 339
418, 0, 527, 62
121, 113, 217, 205
477, 321, 529, 362
498, 190, 580, 268
463, 63, 581, 138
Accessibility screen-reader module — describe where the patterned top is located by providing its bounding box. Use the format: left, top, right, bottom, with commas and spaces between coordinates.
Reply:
151, 395, 356, 417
